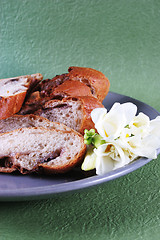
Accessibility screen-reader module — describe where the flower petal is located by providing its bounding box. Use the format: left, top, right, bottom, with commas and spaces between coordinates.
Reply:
150, 116, 160, 138
81, 146, 96, 171
91, 108, 107, 124
97, 102, 137, 139
94, 142, 130, 174
96, 155, 114, 175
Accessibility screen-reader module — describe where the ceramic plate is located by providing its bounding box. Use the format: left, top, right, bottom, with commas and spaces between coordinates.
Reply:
0, 92, 159, 201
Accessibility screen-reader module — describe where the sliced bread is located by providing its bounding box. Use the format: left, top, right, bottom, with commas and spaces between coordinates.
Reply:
0, 114, 72, 134
0, 73, 43, 120
0, 127, 86, 174
34, 96, 104, 134
19, 66, 110, 115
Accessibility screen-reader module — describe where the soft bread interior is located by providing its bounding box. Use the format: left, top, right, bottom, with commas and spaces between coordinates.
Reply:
0, 77, 30, 97
38, 99, 83, 132
0, 127, 85, 173
0, 73, 43, 98
0, 114, 72, 133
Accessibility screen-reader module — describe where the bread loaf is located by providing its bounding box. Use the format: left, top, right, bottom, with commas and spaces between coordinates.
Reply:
34, 96, 104, 134
0, 73, 43, 120
36, 66, 110, 102
19, 66, 109, 115
68, 66, 110, 102
0, 127, 86, 174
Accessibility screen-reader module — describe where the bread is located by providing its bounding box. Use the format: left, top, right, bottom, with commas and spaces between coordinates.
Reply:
0, 114, 72, 134
19, 66, 109, 115
68, 66, 110, 102
37, 66, 110, 102
34, 96, 104, 134
0, 73, 43, 120
0, 66, 108, 175
0, 127, 86, 174
51, 79, 93, 99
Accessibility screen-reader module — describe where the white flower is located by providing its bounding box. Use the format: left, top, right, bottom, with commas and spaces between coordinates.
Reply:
91, 102, 137, 140
94, 142, 131, 175
82, 102, 160, 175
129, 112, 150, 138
120, 114, 160, 159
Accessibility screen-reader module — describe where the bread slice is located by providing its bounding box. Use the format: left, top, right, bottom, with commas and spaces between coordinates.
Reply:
0, 127, 86, 174
0, 73, 43, 120
0, 114, 72, 134
34, 96, 104, 134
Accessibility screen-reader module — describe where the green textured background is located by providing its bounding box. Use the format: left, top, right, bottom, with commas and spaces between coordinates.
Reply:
0, 0, 160, 239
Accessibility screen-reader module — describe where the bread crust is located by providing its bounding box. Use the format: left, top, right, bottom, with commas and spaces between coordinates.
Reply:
0, 92, 26, 120
0, 73, 43, 120
52, 79, 93, 98
68, 66, 110, 102
69, 96, 104, 134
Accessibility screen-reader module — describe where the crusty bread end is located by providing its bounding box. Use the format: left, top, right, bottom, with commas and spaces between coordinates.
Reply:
0, 73, 43, 120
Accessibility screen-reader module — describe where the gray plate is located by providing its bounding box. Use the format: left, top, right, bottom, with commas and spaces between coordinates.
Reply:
0, 92, 160, 201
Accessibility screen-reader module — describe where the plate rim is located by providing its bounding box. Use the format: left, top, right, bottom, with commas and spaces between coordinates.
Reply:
0, 91, 160, 201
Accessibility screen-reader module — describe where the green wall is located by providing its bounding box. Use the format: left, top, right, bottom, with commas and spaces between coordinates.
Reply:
0, 1, 160, 240
1, 0, 160, 111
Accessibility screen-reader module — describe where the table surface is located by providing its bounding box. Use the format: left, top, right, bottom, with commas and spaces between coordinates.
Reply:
0, 0, 160, 239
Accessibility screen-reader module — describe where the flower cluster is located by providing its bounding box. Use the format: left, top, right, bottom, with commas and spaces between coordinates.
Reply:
81, 102, 160, 175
